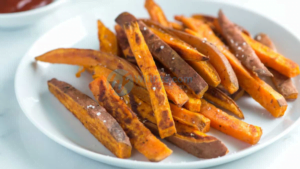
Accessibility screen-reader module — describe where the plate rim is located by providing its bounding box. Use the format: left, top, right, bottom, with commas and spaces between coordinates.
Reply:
14, 0, 300, 168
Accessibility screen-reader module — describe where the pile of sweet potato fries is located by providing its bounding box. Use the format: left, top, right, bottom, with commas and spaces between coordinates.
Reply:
35, 0, 299, 161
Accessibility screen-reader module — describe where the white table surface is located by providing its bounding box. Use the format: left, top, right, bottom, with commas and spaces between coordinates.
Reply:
1, 0, 300, 168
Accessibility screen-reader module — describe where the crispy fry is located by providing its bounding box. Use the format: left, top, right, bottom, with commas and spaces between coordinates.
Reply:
184, 92, 202, 112
123, 21, 176, 138
159, 70, 189, 106
115, 25, 136, 63
242, 34, 300, 78
166, 28, 238, 93
97, 20, 120, 55
177, 16, 287, 117
218, 10, 272, 77
253, 33, 298, 99
254, 33, 277, 52
142, 19, 222, 87
146, 121, 228, 159
200, 99, 262, 145
269, 68, 298, 100
89, 76, 172, 161
170, 21, 184, 30
170, 103, 210, 132
35, 48, 145, 87
146, 25, 209, 61
144, 0, 171, 27
192, 14, 251, 36
116, 12, 208, 98
187, 60, 221, 87
48, 78, 132, 158
204, 87, 244, 119
125, 93, 227, 158
230, 87, 245, 101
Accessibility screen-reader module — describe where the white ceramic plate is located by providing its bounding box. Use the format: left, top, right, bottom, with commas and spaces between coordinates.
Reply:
15, 0, 300, 168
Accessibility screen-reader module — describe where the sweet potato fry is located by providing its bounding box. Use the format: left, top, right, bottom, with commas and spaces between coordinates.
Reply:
146, 25, 209, 61
187, 60, 221, 87
145, 121, 228, 159
116, 12, 208, 98
184, 92, 201, 112
144, 0, 171, 27
204, 87, 244, 119
97, 20, 120, 55
200, 99, 262, 145
125, 93, 210, 133
125, 93, 227, 158
170, 21, 184, 30
230, 87, 245, 101
170, 103, 210, 132
159, 70, 189, 106
89, 76, 172, 162
123, 21, 176, 138
253, 34, 298, 99
166, 28, 238, 94
142, 20, 221, 87
192, 14, 251, 36
48, 78, 132, 158
115, 25, 136, 63
269, 68, 298, 100
254, 33, 277, 52
242, 33, 300, 78
177, 16, 288, 117
218, 10, 272, 77
35, 48, 145, 87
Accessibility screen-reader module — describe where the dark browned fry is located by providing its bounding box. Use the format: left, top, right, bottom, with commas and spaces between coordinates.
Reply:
115, 12, 208, 98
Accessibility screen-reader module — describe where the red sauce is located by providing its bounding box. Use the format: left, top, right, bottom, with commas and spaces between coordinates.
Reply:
0, 0, 54, 13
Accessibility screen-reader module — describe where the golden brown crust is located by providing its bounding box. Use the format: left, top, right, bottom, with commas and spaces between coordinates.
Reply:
218, 10, 272, 77
123, 21, 176, 138
97, 20, 120, 55
48, 78, 131, 158
35, 48, 145, 87
165, 28, 239, 94
204, 87, 244, 119
115, 12, 208, 98
89, 76, 172, 162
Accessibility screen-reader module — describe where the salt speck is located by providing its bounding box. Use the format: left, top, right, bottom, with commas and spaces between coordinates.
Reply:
160, 45, 164, 49
153, 87, 156, 91
241, 55, 244, 58
77, 97, 79, 99
172, 57, 175, 60
235, 42, 239, 46
217, 109, 220, 112
97, 112, 101, 116
237, 46, 242, 50
143, 27, 147, 31
138, 55, 141, 58
243, 42, 246, 46
190, 133, 194, 136
87, 105, 95, 109
230, 39, 234, 44
103, 120, 106, 123
187, 47, 190, 49
208, 107, 211, 110
120, 97, 123, 100
138, 102, 142, 105
170, 38, 173, 41
192, 121, 195, 124
257, 35, 261, 40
